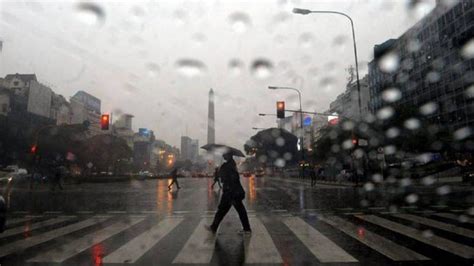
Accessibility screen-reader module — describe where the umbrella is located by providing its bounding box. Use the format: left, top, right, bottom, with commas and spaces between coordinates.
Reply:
201, 144, 245, 157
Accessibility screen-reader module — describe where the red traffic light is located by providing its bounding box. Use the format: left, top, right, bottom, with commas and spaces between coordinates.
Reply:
276, 101, 285, 119
30, 144, 38, 154
352, 138, 358, 145
101, 114, 110, 130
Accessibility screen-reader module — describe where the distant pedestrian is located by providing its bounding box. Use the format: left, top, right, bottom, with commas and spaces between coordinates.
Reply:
51, 166, 64, 191
211, 167, 222, 189
310, 166, 317, 187
168, 168, 180, 190
206, 152, 251, 234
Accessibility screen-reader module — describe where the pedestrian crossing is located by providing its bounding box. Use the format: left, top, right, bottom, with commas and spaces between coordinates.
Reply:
0, 211, 473, 264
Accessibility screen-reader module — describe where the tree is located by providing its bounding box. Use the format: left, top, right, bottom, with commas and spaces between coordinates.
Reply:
244, 128, 298, 168
78, 134, 132, 174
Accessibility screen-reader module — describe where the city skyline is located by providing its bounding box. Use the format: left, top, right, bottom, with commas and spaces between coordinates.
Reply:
0, 0, 438, 148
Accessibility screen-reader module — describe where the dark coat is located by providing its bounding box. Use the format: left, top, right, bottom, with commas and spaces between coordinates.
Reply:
219, 159, 245, 200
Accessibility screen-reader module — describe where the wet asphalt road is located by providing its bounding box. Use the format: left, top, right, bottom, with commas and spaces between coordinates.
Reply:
1, 176, 473, 265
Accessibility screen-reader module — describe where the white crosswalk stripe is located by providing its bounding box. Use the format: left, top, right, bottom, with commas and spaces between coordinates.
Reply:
357, 215, 474, 259
5, 216, 41, 226
27, 217, 145, 263
1, 216, 75, 239
433, 213, 474, 225
392, 213, 474, 238
244, 217, 283, 264
320, 215, 430, 261
0, 216, 110, 258
172, 218, 216, 264
2, 212, 474, 264
103, 216, 184, 264
282, 216, 358, 263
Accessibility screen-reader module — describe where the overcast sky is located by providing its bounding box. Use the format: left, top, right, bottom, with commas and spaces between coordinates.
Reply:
0, 0, 437, 149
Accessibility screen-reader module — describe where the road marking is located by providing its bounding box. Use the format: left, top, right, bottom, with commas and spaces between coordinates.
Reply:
320, 216, 429, 261
0, 216, 110, 258
244, 217, 282, 263
103, 217, 183, 264
368, 207, 386, 210
356, 215, 474, 259
27, 217, 144, 263
5, 217, 38, 226
271, 209, 287, 213
77, 211, 94, 214
12, 211, 28, 214
282, 216, 357, 263
0, 216, 76, 239
173, 218, 215, 264
44, 211, 62, 214
433, 213, 473, 225
173, 210, 191, 214
343, 212, 364, 215
140, 211, 157, 214
107, 211, 127, 214
400, 206, 417, 209
392, 214, 474, 238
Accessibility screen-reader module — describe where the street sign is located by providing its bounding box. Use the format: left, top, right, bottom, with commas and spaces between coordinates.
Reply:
358, 139, 368, 146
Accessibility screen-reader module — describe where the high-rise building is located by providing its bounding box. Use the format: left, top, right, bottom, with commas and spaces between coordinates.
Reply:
113, 114, 134, 149
70, 90, 102, 135
368, 2, 474, 130
181, 136, 199, 162
207, 88, 215, 144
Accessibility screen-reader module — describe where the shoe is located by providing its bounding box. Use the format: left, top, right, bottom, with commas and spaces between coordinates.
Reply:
204, 225, 216, 234
238, 229, 252, 235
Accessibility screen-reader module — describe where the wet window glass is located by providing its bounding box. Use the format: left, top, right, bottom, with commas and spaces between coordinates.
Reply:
0, 0, 473, 265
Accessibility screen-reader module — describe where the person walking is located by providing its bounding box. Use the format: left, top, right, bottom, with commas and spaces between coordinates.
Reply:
206, 152, 251, 234
211, 167, 222, 189
168, 168, 180, 190
310, 165, 317, 187
51, 166, 64, 191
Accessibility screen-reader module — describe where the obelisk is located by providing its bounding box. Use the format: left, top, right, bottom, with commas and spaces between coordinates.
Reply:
207, 88, 215, 144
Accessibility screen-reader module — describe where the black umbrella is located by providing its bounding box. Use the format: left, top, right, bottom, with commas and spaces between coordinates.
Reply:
201, 144, 245, 157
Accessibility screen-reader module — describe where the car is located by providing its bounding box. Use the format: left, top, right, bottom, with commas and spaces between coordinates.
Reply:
138, 171, 153, 179
0, 194, 5, 233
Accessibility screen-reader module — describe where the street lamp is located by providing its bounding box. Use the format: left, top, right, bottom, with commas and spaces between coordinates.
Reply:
267, 86, 305, 163
293, 8, 362, 118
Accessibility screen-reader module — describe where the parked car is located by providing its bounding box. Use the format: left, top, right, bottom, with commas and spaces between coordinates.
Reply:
138, 171, 153, 179
0, 194, 5, 233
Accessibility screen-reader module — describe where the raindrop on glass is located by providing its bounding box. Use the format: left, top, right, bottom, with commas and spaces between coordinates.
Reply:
381, 88, 402, 102
405, 193, 418, 204
378, 52, 400, 73
333, 35, 348, 47
461, 38, 474, 59
146, 63, 160, 77
228, 59, 244, 76
407, 39, 421, 52
276, 137, 285, 147
465, 84, 474, 99
404, 118, 421, 130
436, 185, 451, 195
228, 12, 251, 33
298, 32, 314, 48
376, 106, 395, 120
364, 182, 374, 191
422, 175, 435, 186
425, 71, 440, 83
192, 33, 207, 45
453, 127, 471, 140
419, 102, 438, 115
176, 59, 206, 78
250, 59, 273, 79
386, 127, 400, 138
76, 2, 105, 26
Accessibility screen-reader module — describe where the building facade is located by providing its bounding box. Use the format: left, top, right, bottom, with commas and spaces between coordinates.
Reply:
368, 1, 474, 130
70, 90, 102, 136
329, 75, 369, 121
180, 136, 199, 162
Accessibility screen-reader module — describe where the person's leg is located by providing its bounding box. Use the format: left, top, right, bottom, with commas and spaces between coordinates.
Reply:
218, 179, 222, 188
175, 178, 180, 189
233, 200, 251, 231
168, 180, 174, 189
211, 180, 216, 188
210, 196, 232, 231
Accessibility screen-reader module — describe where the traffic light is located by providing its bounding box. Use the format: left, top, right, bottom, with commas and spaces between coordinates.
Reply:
352, 137, 358, 146
100, 114, 110, 130
30, 144, 38, 154
276, 101, 285, 118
